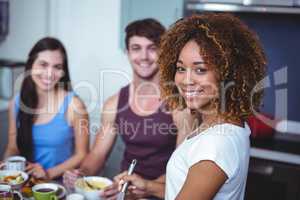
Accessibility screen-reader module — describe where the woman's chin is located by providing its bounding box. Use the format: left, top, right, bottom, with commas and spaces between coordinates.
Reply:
185, 101, 214, 114
36, 84, 55, 92
185, 101, 200, 110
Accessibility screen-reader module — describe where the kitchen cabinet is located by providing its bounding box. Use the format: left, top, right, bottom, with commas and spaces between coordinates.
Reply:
0, 59, 25, 99
120, 0, 184, 48
0, 60, 24, 159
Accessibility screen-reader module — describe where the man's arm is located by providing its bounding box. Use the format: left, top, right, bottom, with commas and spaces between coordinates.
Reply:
79, 94, 119, 175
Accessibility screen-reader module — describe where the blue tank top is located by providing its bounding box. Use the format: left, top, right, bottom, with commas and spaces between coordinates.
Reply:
15, 92, 75, 169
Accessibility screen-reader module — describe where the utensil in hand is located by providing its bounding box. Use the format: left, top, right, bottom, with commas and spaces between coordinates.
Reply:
117, 159, 137, 200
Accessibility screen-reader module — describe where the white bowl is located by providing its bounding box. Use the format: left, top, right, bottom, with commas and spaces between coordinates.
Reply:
0, 170, 29, 190
74, 176, 113, 200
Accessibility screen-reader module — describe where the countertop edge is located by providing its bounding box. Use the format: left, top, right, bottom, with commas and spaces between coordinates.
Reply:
250, 147, 300, 165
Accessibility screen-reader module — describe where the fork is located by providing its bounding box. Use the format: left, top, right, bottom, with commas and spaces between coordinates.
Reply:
116, 159, 137, 200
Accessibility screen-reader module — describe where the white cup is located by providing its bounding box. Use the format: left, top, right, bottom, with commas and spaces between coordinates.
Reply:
66, 193, 85, 200
2, 156, 26, 171
0, 184, 22, 199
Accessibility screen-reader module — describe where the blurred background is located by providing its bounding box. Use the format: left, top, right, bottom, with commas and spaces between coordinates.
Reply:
1, 1, 300, 199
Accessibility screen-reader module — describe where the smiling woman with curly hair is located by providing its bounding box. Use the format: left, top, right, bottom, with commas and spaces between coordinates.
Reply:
158, 13, 266, 200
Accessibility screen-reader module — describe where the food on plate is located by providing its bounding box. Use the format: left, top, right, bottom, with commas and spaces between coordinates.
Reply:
0, 170, 28, 190
21, 186, 33, 198
0, 173, 24, 184
75, 178, 109, 191
26, 176, 46, 187
21, 177, 47, 198
75, 177, 113, 200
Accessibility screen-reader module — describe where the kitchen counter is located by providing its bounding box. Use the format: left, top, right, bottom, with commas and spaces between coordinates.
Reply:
0, 59, 25, 68
250, 134, 300, 165
247, 134, 300, 200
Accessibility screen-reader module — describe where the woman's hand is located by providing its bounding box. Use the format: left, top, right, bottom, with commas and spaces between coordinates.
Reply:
26, 163, 49, 180
63, 169, 83, 190
114, 171, 149, 199
100, 182, 120, 200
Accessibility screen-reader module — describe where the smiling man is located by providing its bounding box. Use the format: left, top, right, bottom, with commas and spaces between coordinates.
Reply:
63, 18, 197, 200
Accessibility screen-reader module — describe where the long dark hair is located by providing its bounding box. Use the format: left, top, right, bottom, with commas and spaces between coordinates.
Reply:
16, 37, 72, 161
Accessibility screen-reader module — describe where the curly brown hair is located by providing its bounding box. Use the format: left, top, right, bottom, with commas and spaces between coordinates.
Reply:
159, 13, 267, 120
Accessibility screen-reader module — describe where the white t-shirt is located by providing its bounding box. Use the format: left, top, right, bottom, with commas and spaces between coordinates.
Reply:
165, 123, 250, 200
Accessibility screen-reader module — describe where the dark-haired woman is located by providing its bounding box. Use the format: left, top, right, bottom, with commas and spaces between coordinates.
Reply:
3, 37, 89, 180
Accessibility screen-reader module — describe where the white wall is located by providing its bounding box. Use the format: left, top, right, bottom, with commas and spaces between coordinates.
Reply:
48, 0, 131, 119
0, 0, 49, 59
0, 0, 132, 125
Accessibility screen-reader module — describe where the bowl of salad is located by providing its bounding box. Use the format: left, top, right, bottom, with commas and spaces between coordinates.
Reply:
0, 170, 29, 189
75, 176, 112, 200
